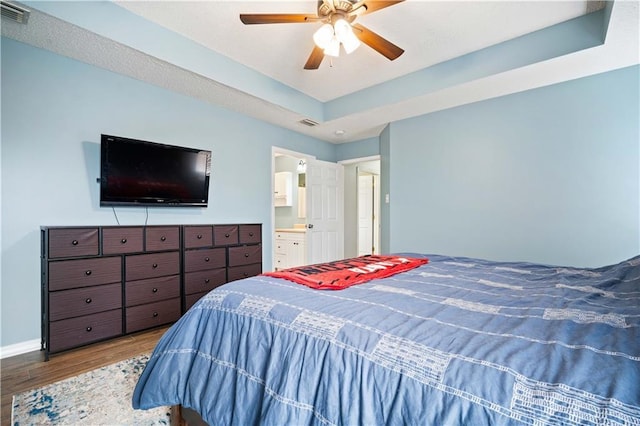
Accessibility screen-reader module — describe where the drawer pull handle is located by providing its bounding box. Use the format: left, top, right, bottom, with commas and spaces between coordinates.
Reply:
85, 270, 92, 276
153, 312, 159, 317
152, 288, 158, 293
243, 273, 249, 277
249, 232, 254, 237
152, 263, 158, 268
161, 236, 166, 241
85, 298, 92, 304
121, 238, 127, 244
197, 234, 203, 239
205, 257, 210, 262
86, 326, 92, 332
244, 253, 250, 257
205, 278, 210, 284
72, 240, 79, 246
225, 233, 230, 238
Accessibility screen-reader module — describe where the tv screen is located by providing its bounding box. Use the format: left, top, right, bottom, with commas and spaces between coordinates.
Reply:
100, 134, 211, 207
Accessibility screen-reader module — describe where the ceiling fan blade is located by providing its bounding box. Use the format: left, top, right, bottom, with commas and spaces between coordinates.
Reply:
350, 0, 404, 17
239, 14, 318, 24
352, 23, 404, 60
304, 46, 325, 70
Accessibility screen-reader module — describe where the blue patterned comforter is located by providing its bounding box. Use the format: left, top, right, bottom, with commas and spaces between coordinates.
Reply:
133, 254, 640, 425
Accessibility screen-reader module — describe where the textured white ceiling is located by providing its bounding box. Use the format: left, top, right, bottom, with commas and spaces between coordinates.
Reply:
115, 1, 605, 102
2, 1, 638, 143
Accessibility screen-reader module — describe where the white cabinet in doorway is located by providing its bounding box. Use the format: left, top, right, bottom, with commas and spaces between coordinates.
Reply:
274, 231, 306, 270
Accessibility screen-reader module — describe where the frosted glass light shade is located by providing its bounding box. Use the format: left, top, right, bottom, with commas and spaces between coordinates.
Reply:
341, 30, 360, 54
333, 19, 360, 54
313, 24, 334, 49
313, 20, 360, 57
324, 36, 340, 57
333, 19, 351, 41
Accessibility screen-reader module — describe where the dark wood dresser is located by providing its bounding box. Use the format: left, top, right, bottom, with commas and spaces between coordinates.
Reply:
41, 223, 262, 359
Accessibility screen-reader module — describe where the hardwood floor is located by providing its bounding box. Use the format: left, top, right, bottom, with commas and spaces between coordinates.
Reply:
0, 326, 169, 425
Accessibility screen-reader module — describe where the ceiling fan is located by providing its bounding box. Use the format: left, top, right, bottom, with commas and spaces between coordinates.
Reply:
240, 0, 405, 70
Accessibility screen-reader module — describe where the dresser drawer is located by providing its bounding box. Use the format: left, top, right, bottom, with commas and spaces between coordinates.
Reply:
49, 257, 122, 291
48, 228, 99, 258
184, 247, 226, 272
125, 275, 180, 307
126, 298, 181, 333
125, 251, 179, 281
49, 283, 122, 321
184, 268, 226, 295
239, 224, 261, 244
228, 245, 262, 267
145, 226, 180, 252
49, 308, 122, 353
213, 225, 239, 246
228, 263, 262, 282
184, 226, 213, 248
103, 227, 144, 255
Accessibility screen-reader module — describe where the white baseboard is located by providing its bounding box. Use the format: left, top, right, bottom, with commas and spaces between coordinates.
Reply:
0, 339, 41, 359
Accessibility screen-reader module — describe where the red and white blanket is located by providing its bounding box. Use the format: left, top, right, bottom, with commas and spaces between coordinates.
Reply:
263, 255, 429, 290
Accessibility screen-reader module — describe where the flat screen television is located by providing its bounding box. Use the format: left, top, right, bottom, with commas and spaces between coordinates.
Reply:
100, 134, 211, 207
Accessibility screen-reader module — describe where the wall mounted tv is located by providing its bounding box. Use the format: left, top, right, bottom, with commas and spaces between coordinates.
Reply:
100, 134, 211, 207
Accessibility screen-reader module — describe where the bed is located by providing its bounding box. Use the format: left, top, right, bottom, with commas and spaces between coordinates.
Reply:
132, 253, 640, 425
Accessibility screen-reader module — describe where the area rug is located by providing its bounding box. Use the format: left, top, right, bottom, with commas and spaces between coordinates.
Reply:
11, 353, 170, 425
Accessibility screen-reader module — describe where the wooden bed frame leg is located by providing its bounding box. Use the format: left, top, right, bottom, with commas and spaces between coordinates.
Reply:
170, 405, 185, 426
170, 405, 209, 426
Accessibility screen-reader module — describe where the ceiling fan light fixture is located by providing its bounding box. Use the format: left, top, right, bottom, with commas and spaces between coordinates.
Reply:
341, 30, 361, 54
334, 19, 360, 54
324, 36, 341, 57
239, 0, 406, 69
313, 23, 334, 49
333, 19, 350, 39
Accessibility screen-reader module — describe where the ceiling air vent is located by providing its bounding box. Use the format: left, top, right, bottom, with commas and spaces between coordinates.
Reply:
1, 1, 30, 24
299, 118, 319, 127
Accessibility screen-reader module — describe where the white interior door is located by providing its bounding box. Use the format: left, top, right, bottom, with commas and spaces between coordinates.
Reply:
306, 159, 344, 264
358, 174, 374, 256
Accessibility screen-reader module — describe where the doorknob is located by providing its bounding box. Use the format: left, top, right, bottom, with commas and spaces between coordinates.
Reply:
307, 224, 313, 229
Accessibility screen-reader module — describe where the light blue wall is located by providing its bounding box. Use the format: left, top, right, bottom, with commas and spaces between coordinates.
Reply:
2, 36, 638, 350
335, 137, 379, 161
387, 65, 640, 267
0, 38, 335, 348
325, 9, 605, 121
22, 0, 324, 122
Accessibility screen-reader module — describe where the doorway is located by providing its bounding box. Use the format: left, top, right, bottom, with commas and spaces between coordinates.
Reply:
273, 151, 308, 231
271, 147, 345, 270
357, 170, 380, 256
340, 156, 381, 258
